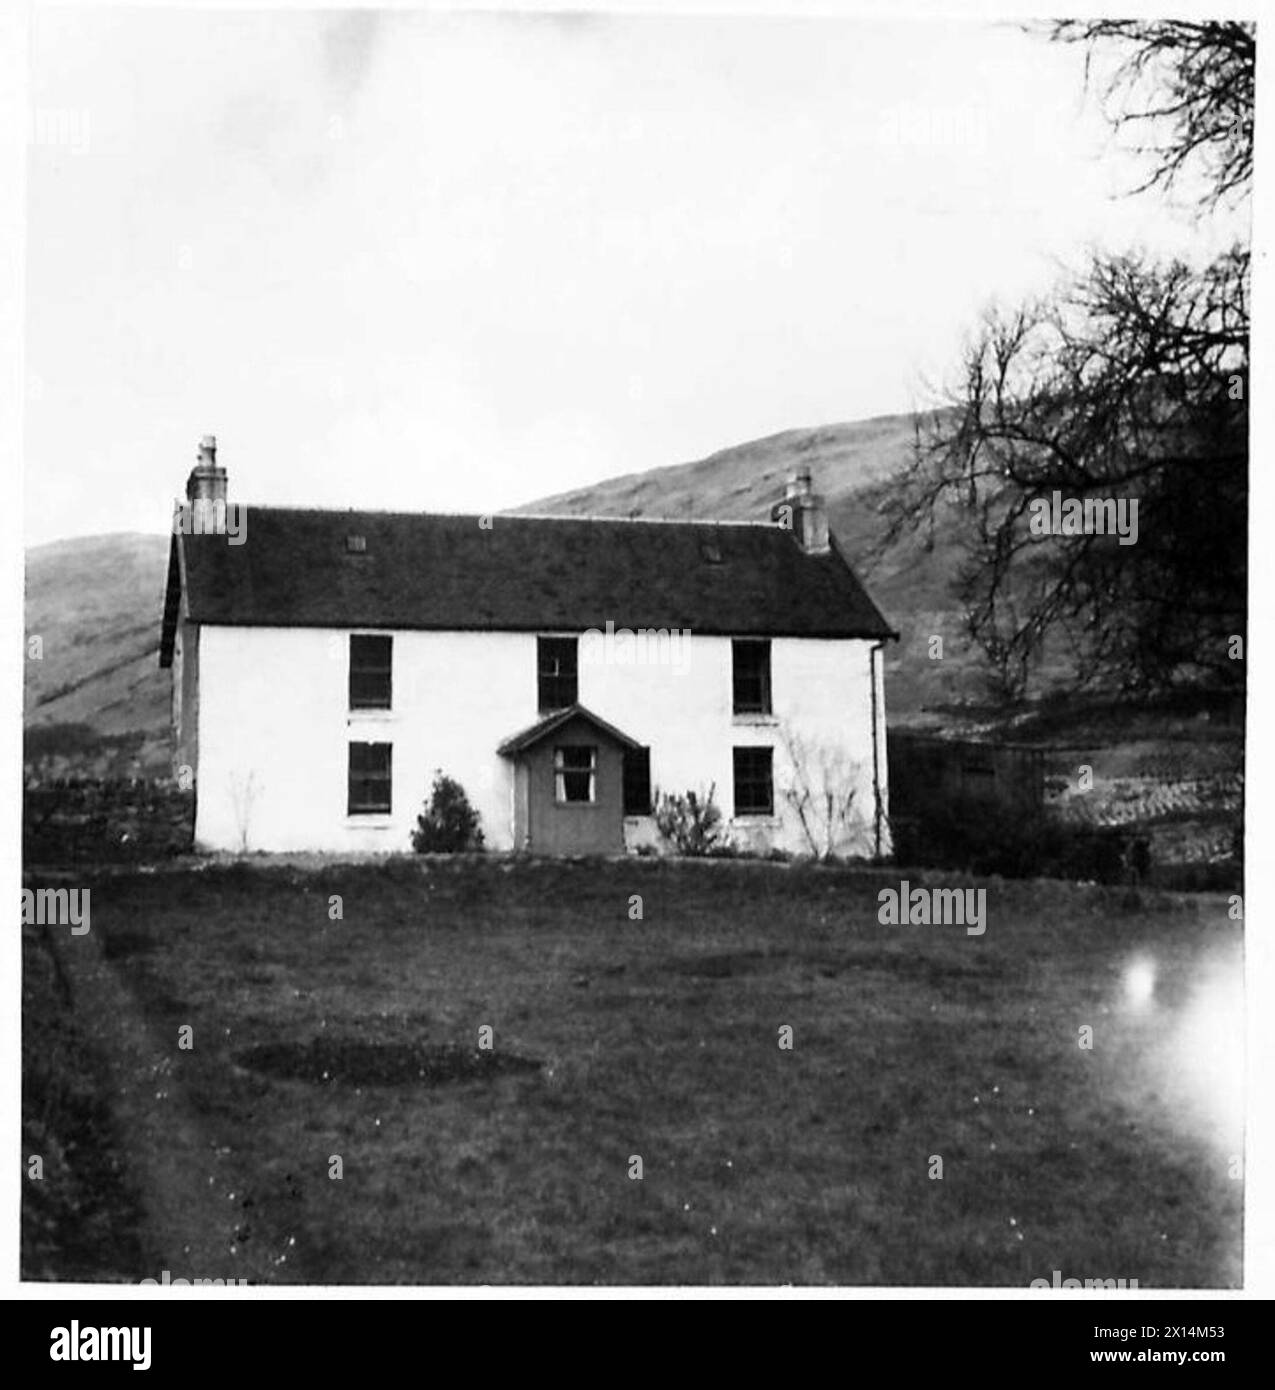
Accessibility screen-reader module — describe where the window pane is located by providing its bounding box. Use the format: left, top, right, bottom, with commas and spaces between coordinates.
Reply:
561, 771, 593, 801
538, 637, 578, 710
554, 745, 596, 802
733, 745, 773, 816
732, 640, 771, 714
350, 634, 393, 709
349, 742, 392, 814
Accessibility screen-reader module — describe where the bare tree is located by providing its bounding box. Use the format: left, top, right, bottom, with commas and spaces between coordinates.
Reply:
229, 770, 259, 854
780, 730, 863, 859
882, 22, 1251, 700
1049, 20, 1254, 209
883, 250, 1247, 699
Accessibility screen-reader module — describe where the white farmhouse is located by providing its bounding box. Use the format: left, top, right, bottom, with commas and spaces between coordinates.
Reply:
160, 437, 896, 856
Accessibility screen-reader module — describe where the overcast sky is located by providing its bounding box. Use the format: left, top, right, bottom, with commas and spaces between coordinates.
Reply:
24, 5, 1245, 546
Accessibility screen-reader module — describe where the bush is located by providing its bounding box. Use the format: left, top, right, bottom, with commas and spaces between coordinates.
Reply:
890, 796, 1121, 882
411, 772, 484, 853
23, 777, 195, 863
654, 784, 727, 856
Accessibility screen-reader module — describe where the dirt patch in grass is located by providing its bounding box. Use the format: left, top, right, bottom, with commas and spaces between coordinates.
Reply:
666, 950, 771, 978
235, 1038, 543, 1088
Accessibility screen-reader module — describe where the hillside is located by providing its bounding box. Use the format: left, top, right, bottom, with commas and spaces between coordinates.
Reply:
24, 533, 172, 773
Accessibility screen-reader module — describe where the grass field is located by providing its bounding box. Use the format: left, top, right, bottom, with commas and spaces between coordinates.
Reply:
23, 857, 1243, 1286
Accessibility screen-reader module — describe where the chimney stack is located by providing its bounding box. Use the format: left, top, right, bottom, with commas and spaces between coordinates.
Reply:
186, 435, 227, 505
772, 466, 829, 554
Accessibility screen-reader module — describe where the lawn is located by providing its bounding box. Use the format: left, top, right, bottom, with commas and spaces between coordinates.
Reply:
23, 857, 1243, 1286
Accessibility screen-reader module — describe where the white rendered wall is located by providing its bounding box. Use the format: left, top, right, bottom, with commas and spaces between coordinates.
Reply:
192, 625, 885, 855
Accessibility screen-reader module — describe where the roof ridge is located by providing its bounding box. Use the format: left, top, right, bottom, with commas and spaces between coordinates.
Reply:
236, 505, 776, 529
503, 511, 776, 528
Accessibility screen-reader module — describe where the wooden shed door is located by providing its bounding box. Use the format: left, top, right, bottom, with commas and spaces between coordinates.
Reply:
526, 737, 625, 855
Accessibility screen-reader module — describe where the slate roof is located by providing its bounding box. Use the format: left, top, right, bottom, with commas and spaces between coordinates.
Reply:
160, 507, 895, 665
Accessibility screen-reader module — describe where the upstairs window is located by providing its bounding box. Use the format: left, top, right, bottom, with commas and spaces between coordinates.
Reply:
732, 638, 772, 714
733, 746, 774, 817
348, 742, 392, 815
538, 636, 578, 712
350, 634, 392, 710
623, 747, 652, 815
555, 746, 596, 803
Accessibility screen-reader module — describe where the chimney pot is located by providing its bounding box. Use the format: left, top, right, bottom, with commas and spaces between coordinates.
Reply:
186, 435, 228, 505
773, 467, 828, 554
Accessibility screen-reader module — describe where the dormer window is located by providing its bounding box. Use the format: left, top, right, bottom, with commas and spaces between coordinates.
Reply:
346, 534, 367, 553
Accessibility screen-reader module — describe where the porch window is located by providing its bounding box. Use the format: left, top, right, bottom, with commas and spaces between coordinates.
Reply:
733, 745, 773, 816
732, 639, 772, 714
348, 742, 392, 814
538, 636, 578, 712
350, 634, 392, 710
555, 746, 596, 803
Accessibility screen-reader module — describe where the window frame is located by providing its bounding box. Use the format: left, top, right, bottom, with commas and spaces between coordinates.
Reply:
348, 741, 393, 815
732, 744, 774, 817
732, 638, 772, 715
554, 745, 597, 804
349, 633, 393, 711
538, 635, 579, 712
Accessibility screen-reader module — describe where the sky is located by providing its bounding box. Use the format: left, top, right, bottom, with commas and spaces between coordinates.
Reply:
23, 4, 1247, 546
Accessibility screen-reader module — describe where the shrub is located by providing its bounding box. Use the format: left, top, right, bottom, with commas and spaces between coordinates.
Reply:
654, 784, 727, 856
411, 771, 484, 853
890, 795, 1115, 881
23, 777, 195, 863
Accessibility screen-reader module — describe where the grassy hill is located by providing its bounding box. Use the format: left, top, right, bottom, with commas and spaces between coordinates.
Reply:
24, 533, 172, 774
